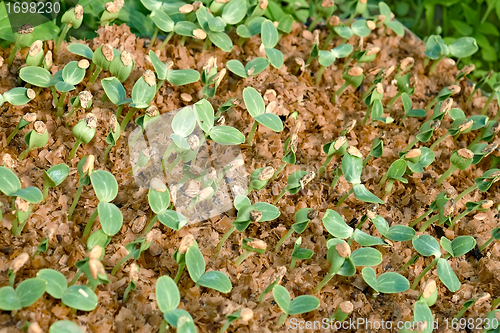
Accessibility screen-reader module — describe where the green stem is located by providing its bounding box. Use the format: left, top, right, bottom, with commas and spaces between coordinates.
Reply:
203, 36, 212, 51
480, 1, 495, 24
69, 269, 82, 286
331, 82, 349, 103
142, 215, 158, 235
400, 254, 420, 271
159, 320, 168, 333
6, 43, 20, 67
56, 92, 68, 118
6, 128, 19, 146
362, 105, 372, 125
450, 209, 471, 228
410, 208, 433, 227
386, 92, 402, 110
437, 165, 458, 186
158, 31, 174, 50
290, 258, 297, 269
425, 98, 437, 113
247, 121, 258, 146
8, 272, 16, 287
308, 17, 320, 31
273, 188, 288, 205
385, 180, 395, 195
111, 253, 133, 276
270, 161, 287, 182
321, 32, 335, 50
174, 263, 185, 284
363, 155, 372, 167
429, 56, 444, 74
68, 184, 84, 220
103, 144, 114, 164
455, 184, 477, 203
481, 92, 495, 115
479, 237, 494, 252
55, 24, 71, 52
150, 26, 159, 46
318, 155, 334, 177
82, 209, 99, 241
379, 174, 388, 187
116, 105, 124, 120
429, 133, 449, 150
122, 282, 133, 302
336, 187, 354, 207
180, 36, 186, 46
276, 313, 288, 327
69, 140, 82, 160
418, 214, 439, 233
162, 143, 175, 172
314, 271, 336, 293
215, 226, 236, 258
120, 108, 138, 131
18, 148, 32, 161
274, 229, 294, 253
331, 169, 341, 190
167, 155, 181, 173
411, 257, 439, 289
235, 250, 253, 266
402, 137, 419, 153
42, 184, 49, 201
51, 87, 59, 107
315, 66, 326, 85
88, 66, 102, 85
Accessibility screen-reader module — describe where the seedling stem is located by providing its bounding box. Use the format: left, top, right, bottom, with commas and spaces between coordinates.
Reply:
68, 184, 84, 220
274, 229, 294, 253
120, 107, 138, 131
410, 208, 433, 227
82, 209, 98, 241
418, 215, 439, 232
235, 250, 253, 266
69, 140, 82, 160
215, 226, 236, 258
247, 121, 258, 146
336, 188, 354, 207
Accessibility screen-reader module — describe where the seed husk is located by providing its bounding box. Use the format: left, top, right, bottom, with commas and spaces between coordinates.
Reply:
129, 262, 139, 282
334, 136, 348, 150
459, 64, 475, 76
44, 51, 53, 67
143, 69, 156, 87
307, 209, 318, 220
348, 66, 363, 77
10, 252, 29, 272
444, 199, 455, 216
249, 210, 263, 222
247, 239, 267, 250
475, 293, 491, 306
74, 5, 84, 20
299, 171, 316, 188
448, 85, 461, 95
89, 258, 102, 279
481, 143, 498, 156
214, 68, 226, 86
335, 242, 351, 258
114, 0, 124, 9
121, 50, 132, 66
179, 234, 195, 254
491, 122, 500, 134
2, 153, 13, 168
258, 166, 275, 181
366, 20, 376, 30
102, 44, 114, 62
347, 146, 363, 158
146, 105, 159, 117
26, 89, 36, 100
34, 121, 47, 135
339, 301, 354, 314
83, 155, 95, 174
481, 200, 494, 210
79, 91, 93, 108
458, 119, 473, 133
247, 67, 255, 76
474, 213, 488, 221
15, 197, 30, 212
193, 29, 207, 39
440, 98, 453, 113
179, 4, 193, 13
406, 149, 421, 159
187, 134, 200, 151
28, 322, 43, 333
343, 120, 356, 134
375, 83, 384, 95
78, 59, 90, 69
85, 113, 97, 129
240, 308, 253, 322
430, 119, 441, 130
109, 114, 118, 132
400, 57, 414, 71
150, 177, 167, 192
105, 2, 120, 13
259, 0, 268, 10
457, 148, 474, 159
198, 187, 214, 201
18, 24, 34, 34
422, 279, 436, 299
366, 46, 380, 56
321, 0, 334, 7
89, 245, 103, 260
131, 215, 147, 233
180, 93, 192, 102
29, 40, 43, 57
0, 56, 4, 67
203, 57, 217, 73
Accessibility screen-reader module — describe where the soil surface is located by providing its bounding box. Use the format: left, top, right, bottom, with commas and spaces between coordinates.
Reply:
0, 21, 499, 333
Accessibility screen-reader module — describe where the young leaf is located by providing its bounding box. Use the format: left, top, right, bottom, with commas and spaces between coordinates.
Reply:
17, 278, 47, 307
0, 166, 22, 195
322, 209, 353, 239
436, 258, 460, 292
197, 271, 232, 293
272, 285, 290, 314
209, 126, 245, 145
353, 184, 384, 204
350, 248, 383, 267
67, 43, 93, 59
101, 77, 129, 105
43, 163, 70, 188
261, 19, 279, 49
0, 287, 22, 310
166, 69, 200, 86
156, 275, 180, 313
226, 60, 247, 78
222, 0, 247, 25
255, 113, 283, 132
37, 269, 67, 299
186, 246, 205, 283
97, 202, 123, 236
90, 170, 118, 203
157, 210, 187, 230
412, 235, 441, 257
243, 87, 265, 117
362, 267, 410, 294
19, 67, 53, 87
288, 295, 320, 315
172, 107, 196, 137
49, 321, 84, 333
61, 285, 98, 311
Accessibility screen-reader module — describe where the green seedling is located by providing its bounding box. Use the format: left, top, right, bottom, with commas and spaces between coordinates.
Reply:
18, 66, 64, 108
363, 137, 383, 166
424, 35, 478, 74
370, 214, 416, 242
123, 263, 139, 303
83, 169, 123, 240
60, 283, 98, 312
479, 228, 500, 252
68, 155, 93, 220
246, 166, 275, 195
71, 246, 110, 289
100, 0, 124, 26
329, 301, 354, 322
6, 24, 34, 67
226, 57, 270, 78
0, 87, 34, 110
331, 66, 364, 104
6, 112, 36, 146
101, 77, 131, 120
242, 87, 283, 145
88, 44, 116, 84
454, 294, 491, 322
132, 105, 160, 145
437, 148, 474, 185
454, 64, 475, 85
483, 310, 500, 332
305, 30, 320, 66
425, 85, 461, 113
7, 253, 29, 287
307, 0, 336, 31
148, 51, 200, 91
261, 19, 284, 69
56, 5, 84, 52
418, 279, 438, 307
360, 66, 395, 101
379, 158, 408, 195
468, 71, 494, 103
337, 146, 384, 206
362, 267, 410, 295
67, 90, 94, 119
275, 208, 317, 253
449, 199, 494, 228
363, 83, 393, 125
103, 114, 121, 164
111, 236, 151, 276
109, 49, 134, 82
219, 308, 253, 333
398, 300, 434, 333
155, 275, 197, 333
315, 43, 353, 85
143, 178, 187, 235
42, 163, 70, 201
468, 121, 500, 148
273, 285, 320, 327
274, 170, 314, 204
0, 278, 46, 311
469, 142, 498, 165
394, 57, 415, 80
386, 73, 417, 110
377, 2, 405, 36
25, 40, 44, 67
410, 191, 454, 232
313, 237, 383, 293
18, 121, 49, 161
56, 59, 90, 117
148, 5, 175, 47
330, 18, 373, 46
69, 113, 97, 160
34, 227, 55, 257
121, 71, 158, 131
258, 266, 287, 303
49, 321, 84, 333
411, 235, 476, 291
235, 238, 267, 266
353, 45, 381, 65
173, 234, 195, 284
0, 166, 43, 235
216, 196, 280, 257
319, 136, 348, 177
402, 119, 441, 153
200, 57, 226, 98
290, 237, 314, 269
194, 3, 240, 52
271, 120, 301, 181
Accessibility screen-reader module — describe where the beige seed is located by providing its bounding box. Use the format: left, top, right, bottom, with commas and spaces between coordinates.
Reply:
334, 136, 347, 151
458, 119, 473, 132
444, 199, 454, 216
440, 98, 453, 113
250, 210, 263, 222
74, 5, 84, 20
0, 56, 4, 67
18, 24, 34, 34
375, 83, 384, 95
89, 245, 103, 260
482, 143, 498, 156
302, 30, 313, 41
300, 171, 316, 188
329, 15, 340, 27
179, 4, 193, 13
15, 198, 30, 212
266, 100, 277, 114
366, 20, 376, 30
459, 64, 475, 76
29, 40, 43, 57
121, 50, 132, 66
203, 56, 217, 73
83, 155, 95, 174
10, 252, 29, 272
2, 154, 13, 168
448, 85, 461, 95
187, 134, 200, 151
422, 279, 436, 299
347, 146, 363, 158
481, 200, 493, 210
474, 213, 488, 221
321, 0, 334, 7
307, 209, 318, 220
343, 120, 356, 133
102, 44, 114, 62
377, 14, 386, 23
258, 166, 275, 181
89, 258, 101, 279
79, 91, 93, 108
259, 0, 268, 10
193, 29, 207, 39
214, 68, 226, 86
199, 187, 214, 201
131, 215, 147, 233
457, 148, 474, 159
180, 93, 192, 102
335, 242, 351, 258
146, 105, 159, 117
191, 1, 202, 11
26, 89, 36, 100
240, 308, 253, 322
430, 119, 441, 130
366, 46, 380, 56
348, 66, 363, 76
313, 30, 320, 45
179, 234, 195, 254
491, 122, 500, 134
129, 263, 139, 282
78, 59, 90, 69
143, 69, 156, 87
339, 301, 353, 314
85, 113, 97, 129
385, 65, 396, 78
105, 1, 119, 13
28, 322, 43, 333
150, 177, 167, 192
247, 239, 267, 250
406, 149, 421, 159
34, 121, 47, 135
44, 51, 53, 67
114, 0, 124, 9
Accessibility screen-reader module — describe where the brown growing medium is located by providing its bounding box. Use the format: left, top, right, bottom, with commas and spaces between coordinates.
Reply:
0, 21, 499, 333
